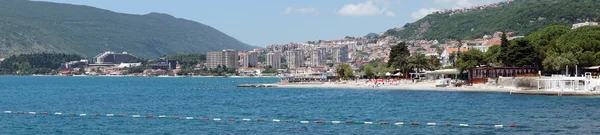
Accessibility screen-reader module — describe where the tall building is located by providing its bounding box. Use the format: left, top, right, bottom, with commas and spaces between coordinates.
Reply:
332, 45, 349, 65
266, 52, 281, 69
223, 49, 238, 69
242, 51, 258, 68
311, 47, 326, 67
286, 50, 303, 69
206, 51, 223, 69
206, 49, 239, 69
93, 51, 137, 64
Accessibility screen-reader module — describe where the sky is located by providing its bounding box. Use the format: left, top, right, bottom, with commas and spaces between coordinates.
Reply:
38, 0, 504, 47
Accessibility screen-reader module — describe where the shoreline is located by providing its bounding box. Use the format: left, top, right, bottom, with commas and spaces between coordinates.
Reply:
276, 82, 517, 93
7, 75, 282, 78
274, 82, 600, 96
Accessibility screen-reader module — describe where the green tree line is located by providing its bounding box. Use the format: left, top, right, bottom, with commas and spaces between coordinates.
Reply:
454, 25, 600, 74
0, 53, 84, 74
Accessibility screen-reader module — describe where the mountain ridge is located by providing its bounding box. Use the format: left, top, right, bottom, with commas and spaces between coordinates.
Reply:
0, 0, 255, 58
384, 0, 600, 40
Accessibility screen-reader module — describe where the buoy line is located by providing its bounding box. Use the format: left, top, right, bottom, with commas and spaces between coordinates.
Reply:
2, 110, 519, 129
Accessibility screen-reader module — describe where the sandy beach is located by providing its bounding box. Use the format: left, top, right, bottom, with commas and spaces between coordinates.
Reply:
277, 82, 518, 93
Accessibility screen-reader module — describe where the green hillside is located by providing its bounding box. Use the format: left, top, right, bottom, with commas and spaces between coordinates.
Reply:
0, 0, 254, 58
384, 0, 600, 40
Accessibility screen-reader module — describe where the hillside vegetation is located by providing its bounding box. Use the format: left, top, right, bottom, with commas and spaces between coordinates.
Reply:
0, 0, 254, 58
385, 0, 600, 40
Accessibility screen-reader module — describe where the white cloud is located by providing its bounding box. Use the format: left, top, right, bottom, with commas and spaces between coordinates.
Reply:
410, 8, 440, 19
385, 11, 396, 17
283, 7, 319, 15
337, 0, 395, 17
284, 7, 294, 14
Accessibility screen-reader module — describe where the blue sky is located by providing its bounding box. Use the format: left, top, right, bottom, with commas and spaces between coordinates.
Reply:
38, 0, 504, 47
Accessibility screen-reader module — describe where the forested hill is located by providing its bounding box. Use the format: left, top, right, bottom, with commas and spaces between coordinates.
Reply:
0, 0, 254, 58
384, 0, 600, 40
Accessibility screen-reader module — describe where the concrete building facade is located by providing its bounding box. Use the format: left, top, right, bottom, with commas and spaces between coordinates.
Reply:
286, 50, 303, 69
311, 47, 326, 67
266, 52, 281, 69
93, 51, 138, 64
332, 45, 349, 65
206, 49, 239, 69
242, 51, 258, 68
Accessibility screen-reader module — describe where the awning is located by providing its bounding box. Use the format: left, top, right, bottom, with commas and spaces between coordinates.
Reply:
425, 69, 459, 75
584, 66, 600, 70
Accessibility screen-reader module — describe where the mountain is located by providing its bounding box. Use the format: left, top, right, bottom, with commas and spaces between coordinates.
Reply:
384, 0, 600, 40
0, 0, 255, 58
364, 33, 380, 38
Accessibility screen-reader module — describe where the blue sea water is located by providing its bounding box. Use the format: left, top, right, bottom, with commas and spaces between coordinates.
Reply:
1, 76, 600, 134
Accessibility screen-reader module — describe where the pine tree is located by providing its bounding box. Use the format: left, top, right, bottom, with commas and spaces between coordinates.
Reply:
500, 32, 509, 65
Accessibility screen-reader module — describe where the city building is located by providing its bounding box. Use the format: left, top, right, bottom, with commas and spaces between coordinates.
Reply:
150, 57, 178, 70
572, 21, 599, 29
242, 51, 258, 68
266, 52, 281, 69
206, 51, 223, 69
332, 45, 349, 65
63, 59, 89, 69
206, 49, 239, 69
287, 49, 303, 69
93, 51, 138, 64
311, 47, 326, 67
441, 47, 470, 67
116, 63, 142, 68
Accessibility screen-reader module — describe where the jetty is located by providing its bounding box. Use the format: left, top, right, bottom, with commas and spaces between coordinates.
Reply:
237, 84, 278, 88
511, 73, 600, 96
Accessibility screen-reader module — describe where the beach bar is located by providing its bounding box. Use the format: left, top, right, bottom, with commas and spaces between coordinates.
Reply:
469, 67, 538, 84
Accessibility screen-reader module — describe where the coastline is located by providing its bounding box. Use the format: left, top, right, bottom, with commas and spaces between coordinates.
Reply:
21, 75, 282, 78
276, 82, 516, 93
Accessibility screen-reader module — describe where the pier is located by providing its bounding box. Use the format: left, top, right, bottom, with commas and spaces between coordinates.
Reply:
510, 73, 600, 96
510, 91, 600, 96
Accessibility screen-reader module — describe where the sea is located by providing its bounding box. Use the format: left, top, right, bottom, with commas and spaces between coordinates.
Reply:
0, 76, 599, 135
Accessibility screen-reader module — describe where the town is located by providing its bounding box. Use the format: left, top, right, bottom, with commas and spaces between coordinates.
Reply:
0, 21, 593, 81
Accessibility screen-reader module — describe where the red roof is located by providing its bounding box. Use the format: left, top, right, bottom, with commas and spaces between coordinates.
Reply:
485, 40, 502, 46
445, 48, 471, 54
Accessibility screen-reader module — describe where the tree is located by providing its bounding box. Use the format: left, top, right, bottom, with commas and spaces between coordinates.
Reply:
499, 31, 509, 65
543, 53, 578, 73
456, 49, 485, 74
407, 54, 430, 72
364, 65, 375, 78
262, 68, 277, 74
577, 51, 598, 67
78, 67, 85, 74
387, 42, 411, 77
484, 45, 501, 66
428, 56, 441, 70
504, 38, 535, 67
526, 25, 570, 70
448, 52, 457, 67
336, 63, 354, 80
165, 53, 206, 69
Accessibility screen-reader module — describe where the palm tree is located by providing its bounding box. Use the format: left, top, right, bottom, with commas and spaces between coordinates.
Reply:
408, 54, 431, 72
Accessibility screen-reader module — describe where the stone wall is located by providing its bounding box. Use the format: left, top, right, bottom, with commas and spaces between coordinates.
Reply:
496, 77, 540, 88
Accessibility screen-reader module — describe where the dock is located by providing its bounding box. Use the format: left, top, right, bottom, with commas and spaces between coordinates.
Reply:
510, 90, 600, 96
237, 84, 278, 88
